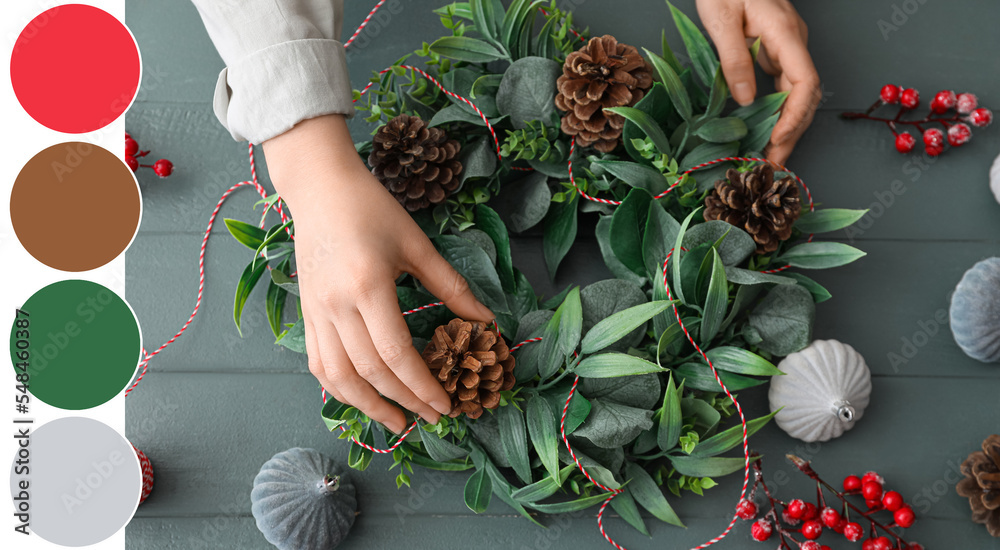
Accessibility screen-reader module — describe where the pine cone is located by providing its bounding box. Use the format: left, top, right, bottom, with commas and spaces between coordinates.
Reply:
554, 35, 653, 153
421, 319, 515, 419
368, 114, 463, 212
956, 434, 1000, 537
704, 164, 801, 254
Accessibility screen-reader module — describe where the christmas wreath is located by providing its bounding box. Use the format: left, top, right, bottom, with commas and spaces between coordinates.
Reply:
225, 0, 867, 540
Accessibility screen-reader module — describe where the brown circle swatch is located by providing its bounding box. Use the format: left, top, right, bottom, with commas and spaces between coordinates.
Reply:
11, 142, 141, 271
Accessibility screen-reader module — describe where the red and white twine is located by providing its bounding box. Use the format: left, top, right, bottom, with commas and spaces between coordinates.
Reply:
129, 3, 818, 549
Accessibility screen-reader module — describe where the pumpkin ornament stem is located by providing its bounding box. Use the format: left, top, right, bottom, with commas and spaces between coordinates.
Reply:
323, 474, 341, 493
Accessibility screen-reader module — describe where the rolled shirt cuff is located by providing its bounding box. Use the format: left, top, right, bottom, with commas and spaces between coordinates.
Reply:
212, 38, 355, 144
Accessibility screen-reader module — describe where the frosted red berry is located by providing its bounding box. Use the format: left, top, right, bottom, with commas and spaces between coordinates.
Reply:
956, 93, 978, 114
781, 508, 801, 526
880, 84, 900, 104
801, 519, 823, 540
820, 506, 841, 528
895, 132, 916, 153
862, 480, 884, 501
801, 502, 819, 521
931, 90, 957, 114
894, 504, 915, 527
907, 543, 925, 550
786, 499, 806, 519
750, 518, 772, 541
833, 518, 847, 533
900, 88, 920, 109
801, 542, 822, 550
922, 128, 945, 157
125, 136, 139, 157
843, 475, 862, 492
873, 536, 893, 550
969, 107, 993, 127
736, 499, 758, 520
948, 123, 972, 146
153, 159, 174, 178
861, 471, 884, 486
843, 521, 864, 542
126, 155, 139, 172
881, 490, 904, 511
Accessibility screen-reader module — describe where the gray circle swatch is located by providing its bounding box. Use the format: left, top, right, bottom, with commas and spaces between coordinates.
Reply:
9, 417, 141, 546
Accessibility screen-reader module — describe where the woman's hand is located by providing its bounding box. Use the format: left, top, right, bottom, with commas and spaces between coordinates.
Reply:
263, 114, 495, 434
695, 0, 821, 165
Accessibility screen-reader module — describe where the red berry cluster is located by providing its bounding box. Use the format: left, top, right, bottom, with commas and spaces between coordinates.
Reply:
126, 132, 174, 178
740, 455, 922, 550
843, 85, 992, 157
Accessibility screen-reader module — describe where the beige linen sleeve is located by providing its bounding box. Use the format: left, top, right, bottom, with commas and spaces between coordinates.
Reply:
190, 0, 354, 143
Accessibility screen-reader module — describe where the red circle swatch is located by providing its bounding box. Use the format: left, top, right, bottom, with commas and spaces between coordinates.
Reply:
10, 4, 141, 134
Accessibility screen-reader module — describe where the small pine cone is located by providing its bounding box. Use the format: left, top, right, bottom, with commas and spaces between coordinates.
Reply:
554, 35, 653, 153
956, 434, 1000, 537
368, 114, 463, 211
704, 164, 801, 254
421, 319, 515, 419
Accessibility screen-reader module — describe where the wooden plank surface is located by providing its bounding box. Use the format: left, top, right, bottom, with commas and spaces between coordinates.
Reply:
124, 0, 1000, 548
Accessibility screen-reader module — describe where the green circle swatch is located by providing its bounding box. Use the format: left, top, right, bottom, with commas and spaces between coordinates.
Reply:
10, 280, 141, 410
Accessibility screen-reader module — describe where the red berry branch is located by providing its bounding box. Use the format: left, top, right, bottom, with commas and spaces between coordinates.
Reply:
841, 84, 992, 157
739, 454, 923, 550
126, 132, 174, 178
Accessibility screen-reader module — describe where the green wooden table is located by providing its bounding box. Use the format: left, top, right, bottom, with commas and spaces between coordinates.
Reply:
124, 1, 1000, 548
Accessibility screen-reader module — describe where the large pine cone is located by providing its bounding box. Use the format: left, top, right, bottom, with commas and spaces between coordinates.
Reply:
368, 114, 463, 212
956, 434, 1000, 537
421, 319, 515, 419
554, 35, 653, 153
704, 164, 801, 254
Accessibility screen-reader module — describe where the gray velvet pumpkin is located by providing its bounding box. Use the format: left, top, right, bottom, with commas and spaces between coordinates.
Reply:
950, 257, 1000, 363
251, 448, 357, 550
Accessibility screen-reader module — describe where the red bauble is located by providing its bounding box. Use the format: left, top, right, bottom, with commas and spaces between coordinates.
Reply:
153, 159, 174, 178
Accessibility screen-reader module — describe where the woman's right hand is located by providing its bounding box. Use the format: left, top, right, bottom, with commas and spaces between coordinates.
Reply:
263, 114, 495, 434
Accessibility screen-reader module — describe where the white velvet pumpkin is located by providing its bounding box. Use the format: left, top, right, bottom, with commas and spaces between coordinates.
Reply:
950, 257, 1000, 363
251, 448, 357, 550
990, 150, 1000, 205
769, 340, 872, 442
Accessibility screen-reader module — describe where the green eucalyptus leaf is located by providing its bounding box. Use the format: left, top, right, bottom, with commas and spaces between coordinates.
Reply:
670, 210, 699, 305
691, 410, 778, 457
543, 193, 578, 280
704, 65, 728, 118
265, 259, 291, 338
464, 469, 493, 513
700, 249, 728, 344
657, 373, 683, 451
669, 455, 754, 477
724, 267, 797, 286
642, 202, 681, 282
498, 404, 532, 484
275, 318, 306, 353
429, 104, 505, 128
605, 105, 673, 152
527, 396, 561, 481
419, 421, 469, 462
469, 444, 542, 526
748, 283, 815, 355
537, 287, 582, 379
673, 363, 767, 392
234, 258, 268, 335
435, 235, 509, 314
475, 205, 515, 292
547, 382, 591, 435
778, 242, 867, 269
575, 353, 665, 378
581, 301, 675, 355
470, 0, 504, 42
626, 462, 685, 527
682, 220, 756, 267
579, 278, 649, 353
704, 346, 783, 376
579, 373, 661, 410
496, 56, 561, 129
592, 160, 668, 195
493, 171, 551, 233
784, 272, 833, 303
680, 141, 740, 172
667, 1, 719, 86
510, 464, 575, 503
557, 446, 619, 489
641, 48, 692, 120
682, 396, 721, 436
624, 82, 673, 163
795, 208, 868, 234
348, 423, 374, 471
572, 399, 654, 449
610, 188, 653, 277
610, 487, 650, 536
270, 269, 300, 296
597, 216, 647, 286
741, 113, 779, 153
525, 492, 611, 513
224, 218, 267, 250
695, 117, 748, 143
430, 36, 506, 63
468, 409, 511, 468
730, 91, 788, 128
